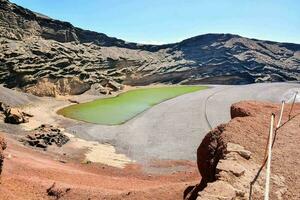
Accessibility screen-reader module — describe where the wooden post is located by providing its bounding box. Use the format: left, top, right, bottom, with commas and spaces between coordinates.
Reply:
264, 113, 275, 200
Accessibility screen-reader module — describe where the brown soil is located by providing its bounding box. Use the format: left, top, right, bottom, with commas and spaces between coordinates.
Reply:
0, 134, 199, 200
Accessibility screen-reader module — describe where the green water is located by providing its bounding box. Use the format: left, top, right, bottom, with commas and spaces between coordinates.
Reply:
58, 86, 207, 125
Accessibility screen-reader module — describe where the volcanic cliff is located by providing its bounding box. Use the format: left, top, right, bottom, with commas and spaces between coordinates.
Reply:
0, 0, 300, 96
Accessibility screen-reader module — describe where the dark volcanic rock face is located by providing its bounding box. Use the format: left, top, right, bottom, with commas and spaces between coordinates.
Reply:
0, 0, 299, 95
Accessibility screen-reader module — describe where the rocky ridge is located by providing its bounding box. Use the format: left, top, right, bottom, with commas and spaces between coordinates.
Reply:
0, 0, 299, 96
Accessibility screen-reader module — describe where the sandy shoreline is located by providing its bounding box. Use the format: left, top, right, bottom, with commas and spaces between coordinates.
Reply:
18, 94, 136, 168
13, 84, 189, 169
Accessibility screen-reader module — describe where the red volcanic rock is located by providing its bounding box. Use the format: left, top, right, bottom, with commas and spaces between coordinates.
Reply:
195, 101, 300, 200
197, 125, 226, 188
230, 103, 251, 118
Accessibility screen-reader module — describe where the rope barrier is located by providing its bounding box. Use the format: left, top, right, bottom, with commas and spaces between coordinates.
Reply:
264, 113, 275, 200
249, 95, 297, 200
288, 91, 298, 119
276, 101, 285, 128
261, 100, 284, 166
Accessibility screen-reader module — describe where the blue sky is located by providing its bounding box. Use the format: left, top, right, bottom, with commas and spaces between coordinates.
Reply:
11, 0, 300, 44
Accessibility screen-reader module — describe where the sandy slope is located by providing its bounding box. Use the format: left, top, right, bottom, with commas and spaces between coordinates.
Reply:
0, 85, 39, 106
0, 135, 199, 200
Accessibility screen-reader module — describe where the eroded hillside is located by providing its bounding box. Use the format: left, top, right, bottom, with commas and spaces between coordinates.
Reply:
0, 0, 299, 96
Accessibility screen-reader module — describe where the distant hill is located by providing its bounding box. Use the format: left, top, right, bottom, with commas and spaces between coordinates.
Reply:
0, 0, 299, 95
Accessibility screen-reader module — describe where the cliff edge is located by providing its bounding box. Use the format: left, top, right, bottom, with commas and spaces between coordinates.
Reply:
188, 101, 300, 200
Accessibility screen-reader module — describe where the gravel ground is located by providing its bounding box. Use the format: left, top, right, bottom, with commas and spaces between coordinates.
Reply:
0, 85, 39, 106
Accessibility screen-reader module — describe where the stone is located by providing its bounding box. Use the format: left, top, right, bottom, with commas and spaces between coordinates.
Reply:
36, 140, 47, 149
227, 143, 252, 160
216, 160, 246, 177
230, 105, 251, 119
106, 80, 121, 92
68, 99, 80, 104
0, 102, 9, 112
4, 107, 30, 124
55, 77, 91, 95
25, 79, 57, 97
197, 125, 227, 186
22, 124, 69, 149
93, 84, 112, 95
197, 181, 236, 200
47, 182, 71, 199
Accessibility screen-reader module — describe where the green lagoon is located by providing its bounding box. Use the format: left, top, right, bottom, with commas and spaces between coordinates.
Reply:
58, 85, 207, 125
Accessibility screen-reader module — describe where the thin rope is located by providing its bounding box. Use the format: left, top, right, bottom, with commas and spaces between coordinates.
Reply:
249, 99, 299, 200
288, 92, 298, 119
276, 101, 285, 128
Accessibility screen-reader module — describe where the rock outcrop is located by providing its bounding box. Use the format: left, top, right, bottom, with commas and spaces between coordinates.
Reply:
188, 101, 300, 200
0, 102, 8, 112
197, 125, 226, 188
0, 102, 33, 124
25, 77, 90, 97
0, 0, 299, 96
46, 182, 71, 199
197, 142, 259, 200
4, 107, 32, 124
0, 134, 6, 178
22, 124, 69, 150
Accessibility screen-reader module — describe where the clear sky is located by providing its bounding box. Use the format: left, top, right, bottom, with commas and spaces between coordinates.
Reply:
11, 0, 300, 44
